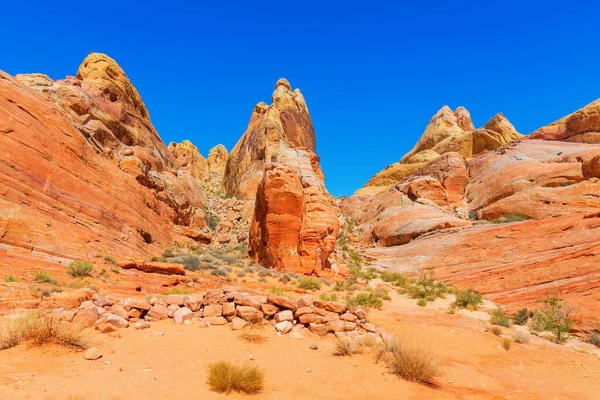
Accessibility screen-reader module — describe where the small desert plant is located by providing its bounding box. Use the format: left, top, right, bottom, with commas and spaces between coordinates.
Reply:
530, 295, 576, 343
297, 277, 322, 291
4, 275, 18, 283
239, 331, 267, 344
379, 337, 441, 384
204, 209, 220, 231
417, 299, 427, 307
34, 271, 53, 283
489, 213, 529, 224
67, 261, 94, 277
380, 272, 407, 286
236, 270, 246, 278
490, 305, 512, 328
501, 338, 513, 351
207, 361, 264, 394
0, 311, 87, 350
333, 336, 364, 356
490, 326, 502, 336
269, 287, 284, 296
165, 288, 190, 295
587, 332, 600, 348
103, 255, 118, 265
320, 292, 338, 301
373, 288, 391, 300
211, 269, 227, 277
279, 274, 293, 284
513, 308, 531, 325
513, 332, 530, 344
347, 292, 383, 309
452, 288, 483, 310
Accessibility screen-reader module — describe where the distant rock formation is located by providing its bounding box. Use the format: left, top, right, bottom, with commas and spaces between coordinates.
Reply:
207, 144, 228, 175
168, 140, 209, 181
356, 107, 523, 196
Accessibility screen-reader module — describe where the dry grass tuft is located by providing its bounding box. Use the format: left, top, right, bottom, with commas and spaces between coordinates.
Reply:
207, 361, 264, 394
334, 336, 364, 356
376, 336, 441, 384
0, 311, 87, 350
239, 331, 267, 344
513, 332, 530, 344
501, 337, 513, 351
490, 326, 503, 336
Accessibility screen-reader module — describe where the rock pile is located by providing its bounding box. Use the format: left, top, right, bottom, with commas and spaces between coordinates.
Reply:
66, 287, 376, 336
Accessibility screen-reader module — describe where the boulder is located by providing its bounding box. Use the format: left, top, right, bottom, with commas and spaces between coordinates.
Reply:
275, 321, 293, 334
173, 307, 193, 324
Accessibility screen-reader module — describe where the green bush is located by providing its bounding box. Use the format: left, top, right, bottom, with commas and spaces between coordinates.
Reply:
530, 295, 576, 343
67, 261, 94, 277
490, 305, 512, 327
320, 293, 338, 301
489, 213, 529, 224
452, 288, 483, 310
347, 292, 383, 309
417, 299, 427, 307
34, 271, 53, 283
4, 275, 18, 283
380, 272, 407, 286
513, 308, 531, 325
204, 209, 220, 231
211, 269, 227, 277
297, 277, 321, 291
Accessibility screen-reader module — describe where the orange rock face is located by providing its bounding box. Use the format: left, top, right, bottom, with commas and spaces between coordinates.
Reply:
0, 54, 209, 270
530, 98, 600, 143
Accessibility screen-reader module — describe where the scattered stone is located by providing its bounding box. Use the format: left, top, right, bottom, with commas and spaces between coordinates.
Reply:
204, 316, 227, 325
135, 320, 151, 330
274, 310, 294, 323
105, 314, 129, 329
260, 303, 280, 316
126, 297, 151, 311
184, 294, 203, 311
147, 305, 168, 320
236, 306, 264, 322
267, 294, 297, 311
173, 307, 193, 324
203, 304, 223, 317
275, 320, 293, 334
198, 320, 210, 328
231, 317, 248, 330
313, 300, 347, 314
167, 294, 186, 306
296, 295, 314, 308
84, 347, 102, 360
340, 312, 358, 322
222, 302, 236, 317
310, 343, 318, 350
73, 307, 99, 328
128, 308, 142, 319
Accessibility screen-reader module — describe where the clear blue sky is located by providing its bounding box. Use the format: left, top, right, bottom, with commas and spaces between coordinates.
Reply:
2, 1, 600, 196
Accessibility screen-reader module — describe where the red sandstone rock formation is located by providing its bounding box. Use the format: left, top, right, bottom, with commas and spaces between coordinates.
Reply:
0, 54, 210, 269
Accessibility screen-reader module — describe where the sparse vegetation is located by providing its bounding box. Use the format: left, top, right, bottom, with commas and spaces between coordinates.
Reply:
513, 332, 530, 344
165, 288, 190, 295
417, 298, 427, 307
211, 269, 227, 277
513, 308, 531, 325
239, 331, 267, 344
452, 288, 483, 310
4, 275, 18, 283
347, 292, 383, 309
377, 336, 441, 384
34, 271, 53, 283
490, 326, 502, 336
297, 277, 322, 291
320, 293, 338, 301
67, 261, 94, 277
269, 287, 284, 296
334, 336, 364, 356
207, 361, 264, 394
489, 213, 529, 224
0, 311, 87, 350
530, 295, 576, 343
490, 305, 512, 328
501, 338, 513, 351
587, 332, 600, 348
204, 209, 220, 231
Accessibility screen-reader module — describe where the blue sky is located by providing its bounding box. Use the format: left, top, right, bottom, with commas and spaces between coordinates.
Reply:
2, 1, 600, 196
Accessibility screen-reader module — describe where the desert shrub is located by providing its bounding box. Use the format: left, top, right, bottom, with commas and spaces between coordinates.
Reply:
587, 333, 600, 348
380, 272, 407, 286
4, 275, 18, 283
347, 292, 383, 309
204, 209, 220, 231
244, 266, 256, 273
417, 299, 427, 307
67, 261, 94, 277
501, 338, 512, 351
0, 311, 87, 350
236, 270, 246, 278
378, 337, 440, 384
279, 274, 293, 284
373, 288, 391, 300
211, 269, 227, 277
320, 293, 338, 302
165, 288, 190, 295
513, 308, 531, 325
180, 256, 201, 271
319, 278, 331, 287
452, 288, 483, 310
333, 336, 363, 356
34, 271, 53, 283
258, 277, 267, 283
207, 361, 264, 394
530, 295, 576, 343
490, 326, 502, 336
297, 277, 322, 291
489, 213, 529, 224
103, 255, 118, 265
490, 305, 512, 328
239, 331, 267, 344
269, 287, 284, 296
513, 332, 530, 344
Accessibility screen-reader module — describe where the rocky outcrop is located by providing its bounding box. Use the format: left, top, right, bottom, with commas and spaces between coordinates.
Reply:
0, 54, 209, 270
530, 98, 600, 143
207, 144, 228, 175
249, 149, 339, 275
356, 107, 523, 195
168, 140, 209, 181
224, 78, 315, 200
